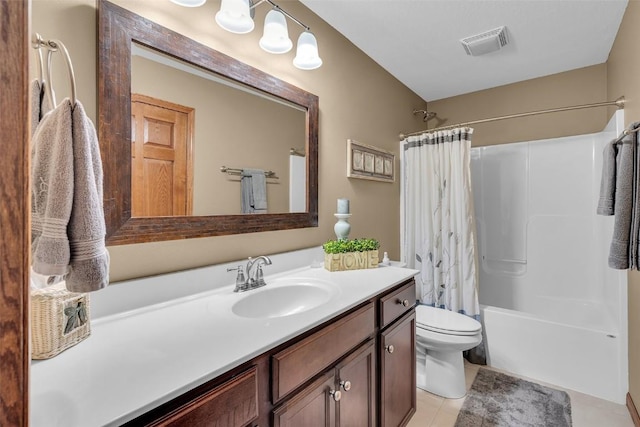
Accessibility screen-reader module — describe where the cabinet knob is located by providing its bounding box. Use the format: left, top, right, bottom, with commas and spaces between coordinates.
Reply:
385, 344, 395, 354
340, 380, 352, 392
397, 299, 410, 307
329, 389, 342, 401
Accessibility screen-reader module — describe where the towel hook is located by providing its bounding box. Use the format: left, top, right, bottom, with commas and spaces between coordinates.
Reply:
31, 33, 45, 85
32, 34, 77, 108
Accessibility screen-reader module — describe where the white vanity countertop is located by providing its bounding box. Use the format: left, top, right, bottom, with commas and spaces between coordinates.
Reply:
31, 263, 418, 427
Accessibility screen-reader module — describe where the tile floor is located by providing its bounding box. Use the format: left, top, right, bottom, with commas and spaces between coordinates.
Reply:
406, 362, 635, 427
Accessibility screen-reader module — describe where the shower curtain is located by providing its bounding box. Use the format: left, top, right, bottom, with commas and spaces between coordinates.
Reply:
402, 128, 480, 318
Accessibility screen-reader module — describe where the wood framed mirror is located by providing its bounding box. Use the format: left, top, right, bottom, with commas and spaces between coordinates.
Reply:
98, 0, 318, 245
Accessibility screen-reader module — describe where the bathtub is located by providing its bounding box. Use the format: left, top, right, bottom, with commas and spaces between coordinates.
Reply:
481, 298, 627, 404
471, 111, 628, 404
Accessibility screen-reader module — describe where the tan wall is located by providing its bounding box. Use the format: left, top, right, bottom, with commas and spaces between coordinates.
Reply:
607, 0, 640, 410
31, 0, 426, 281
131, 55, 302, 215
429, 64, 609, 147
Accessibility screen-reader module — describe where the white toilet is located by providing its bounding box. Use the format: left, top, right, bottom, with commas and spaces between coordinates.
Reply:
415, 305, 483, 399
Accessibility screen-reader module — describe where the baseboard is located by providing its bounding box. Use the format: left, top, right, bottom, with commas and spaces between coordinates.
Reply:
628, 393, 640, 427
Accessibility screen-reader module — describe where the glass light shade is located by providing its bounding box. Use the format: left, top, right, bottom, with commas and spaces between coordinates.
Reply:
215, 0, 254, 34
259, 10, 293, 54
293, 31, 322, 70
170, 0, 206, 6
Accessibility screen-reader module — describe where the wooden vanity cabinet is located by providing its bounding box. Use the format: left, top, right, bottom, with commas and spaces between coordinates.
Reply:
272, 340, 376, 427
378, 280, 417, 427
335, 339, 377, 426
128, 365, 260, 427
272, 279, 416, 427
272, 303, 376, 427
127, 278, 416, 427
379, 311, 416, 427
271, 303, 376, 404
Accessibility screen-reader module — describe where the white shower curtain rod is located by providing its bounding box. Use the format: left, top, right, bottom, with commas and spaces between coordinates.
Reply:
399, 96, 626, 140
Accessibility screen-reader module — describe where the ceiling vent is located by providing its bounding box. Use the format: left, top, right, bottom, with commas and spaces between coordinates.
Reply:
460, 26, 509, 56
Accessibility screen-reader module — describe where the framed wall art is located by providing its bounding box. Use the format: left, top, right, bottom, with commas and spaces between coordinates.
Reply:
346, 139, 395, 183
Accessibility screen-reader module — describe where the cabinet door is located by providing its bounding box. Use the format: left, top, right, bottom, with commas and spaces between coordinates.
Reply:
380, 311, 416, 427
336, 340, 376, 427
273, 370, 337, 427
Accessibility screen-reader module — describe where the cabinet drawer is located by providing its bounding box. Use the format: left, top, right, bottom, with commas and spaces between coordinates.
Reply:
379, 280, 416, 329
272, 302, 375, 403
149, 366, 258, 427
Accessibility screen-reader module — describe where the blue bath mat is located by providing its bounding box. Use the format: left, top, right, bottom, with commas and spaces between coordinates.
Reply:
455, 368, 572, 427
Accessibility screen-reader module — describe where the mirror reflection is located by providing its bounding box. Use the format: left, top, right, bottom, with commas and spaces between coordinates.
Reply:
98, 0, 319, 244
131, 44, 307, 217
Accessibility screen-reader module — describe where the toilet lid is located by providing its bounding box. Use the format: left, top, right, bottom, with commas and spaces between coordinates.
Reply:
416, 305, 482, 336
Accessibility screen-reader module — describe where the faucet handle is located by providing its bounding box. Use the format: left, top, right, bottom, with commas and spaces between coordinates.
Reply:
254, 264, 267, 288
227, 265, 247, 292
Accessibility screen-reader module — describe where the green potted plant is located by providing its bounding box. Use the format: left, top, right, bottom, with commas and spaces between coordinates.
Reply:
323, 238, 380, 271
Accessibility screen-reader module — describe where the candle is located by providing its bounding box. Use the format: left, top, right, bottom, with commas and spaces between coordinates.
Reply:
337, 198, 350, 214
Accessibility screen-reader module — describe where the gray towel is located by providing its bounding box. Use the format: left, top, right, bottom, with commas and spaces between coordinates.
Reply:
608, 122, 640, 269
65, 101, 109, 292
631, 123, 640, 269
241, 169, 267, 214
597, 140, 617, 215
30, 79, 62, 289
31, 99, 74, 276
31, 99, 109, 292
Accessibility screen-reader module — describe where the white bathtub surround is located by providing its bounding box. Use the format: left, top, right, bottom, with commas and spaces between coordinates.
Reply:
30, 247, 418, 427
471, 110, 628, 404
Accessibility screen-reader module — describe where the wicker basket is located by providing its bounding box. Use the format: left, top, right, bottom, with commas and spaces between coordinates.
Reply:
31, 283, 91, 359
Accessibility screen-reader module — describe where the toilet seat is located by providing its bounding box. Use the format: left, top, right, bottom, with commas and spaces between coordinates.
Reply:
416, 305, 481, 336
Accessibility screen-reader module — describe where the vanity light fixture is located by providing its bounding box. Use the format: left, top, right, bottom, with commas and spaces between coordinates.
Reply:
170, 0, 322, 69
215, 0, 322, 69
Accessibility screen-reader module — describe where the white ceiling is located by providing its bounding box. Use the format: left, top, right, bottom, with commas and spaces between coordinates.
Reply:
300, 0, 628, 102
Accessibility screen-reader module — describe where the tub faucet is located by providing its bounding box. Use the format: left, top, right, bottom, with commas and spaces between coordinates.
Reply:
245, 256, 272, 289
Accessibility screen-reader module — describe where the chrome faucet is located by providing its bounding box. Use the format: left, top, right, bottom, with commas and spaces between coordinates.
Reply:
227, 256, 272, 292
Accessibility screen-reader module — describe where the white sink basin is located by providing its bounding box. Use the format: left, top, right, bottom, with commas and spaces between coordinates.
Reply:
231, 277, 337, 319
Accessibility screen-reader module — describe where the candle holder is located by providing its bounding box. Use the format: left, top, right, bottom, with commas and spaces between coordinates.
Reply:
334, 213, 352, 240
